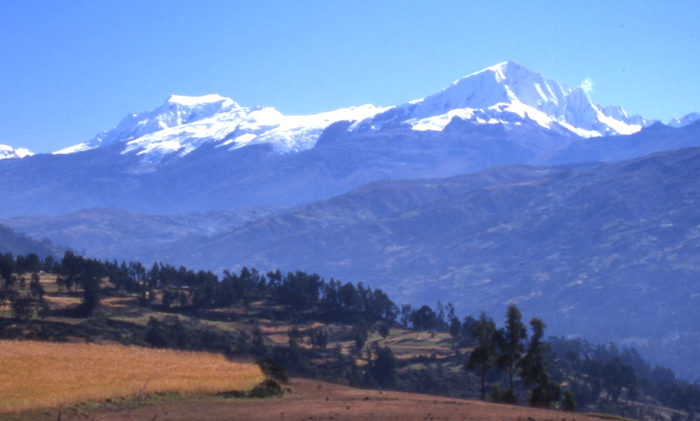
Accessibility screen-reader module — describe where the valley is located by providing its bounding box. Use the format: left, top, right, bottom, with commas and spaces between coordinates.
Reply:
2, 61, 700, 417
4, 144, 700, 379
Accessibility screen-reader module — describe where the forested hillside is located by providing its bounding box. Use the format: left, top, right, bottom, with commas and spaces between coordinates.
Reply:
1, 251, 698, 420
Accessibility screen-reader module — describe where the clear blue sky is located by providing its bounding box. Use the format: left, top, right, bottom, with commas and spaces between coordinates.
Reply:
1, 0, 698, 153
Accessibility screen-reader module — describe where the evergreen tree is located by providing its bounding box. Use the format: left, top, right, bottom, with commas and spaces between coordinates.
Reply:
29, 272, 50, 319
465, 311, 497, 401
520, 318, 548, 388
399, 303, 413, 328
447, 303, 462, 338
310, 327, 329, 350
376, 322, 391, 339
0, 253, 15, 288
353, 325, 369, 351
519, 317, 559, 407
338, 282, 359, 309
11, 295, 32, 319
436, 301, 447, 331
369, 346, 397, 389
411, 305, 438, 332
562, 390, 577, 412
58, 252, 105, 315
496, 304, 528, 395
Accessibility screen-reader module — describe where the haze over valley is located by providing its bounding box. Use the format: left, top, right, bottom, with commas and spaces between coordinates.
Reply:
2, 61, 700, 381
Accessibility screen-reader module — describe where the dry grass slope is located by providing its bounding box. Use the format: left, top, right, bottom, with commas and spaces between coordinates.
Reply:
0, 340, 264, 414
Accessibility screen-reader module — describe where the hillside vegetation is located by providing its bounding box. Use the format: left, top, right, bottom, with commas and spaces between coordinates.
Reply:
1, 252, 699, 420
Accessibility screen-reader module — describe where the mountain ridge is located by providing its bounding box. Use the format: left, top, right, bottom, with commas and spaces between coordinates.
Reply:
0, 144, 33, 160
16, 61, 689, 163
354, 61, 653, 137
2, 110, 700, 219
3, 62, 698, 166
54, 94, 241, 154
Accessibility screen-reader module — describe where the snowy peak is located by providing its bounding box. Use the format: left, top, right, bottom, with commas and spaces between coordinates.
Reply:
451, 61, 569, 112
119, 103, 386, 164
166, 94, 233, 107
52, 62, 696, 162
356, 61, 651, 138
55, 90, 387, 162
668, 112, 700, 128
54, 94, 240, 154
0, 145, 33, 160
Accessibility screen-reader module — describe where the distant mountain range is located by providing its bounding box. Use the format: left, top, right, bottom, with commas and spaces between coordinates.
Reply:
1, 206, 285, 261
0, 224, 64, 258
1, 62, 699, 218
4, 61, 699, 164
2, 61, 700, 378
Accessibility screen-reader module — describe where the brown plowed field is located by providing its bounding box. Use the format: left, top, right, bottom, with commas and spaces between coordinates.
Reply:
41, 379, 601, 421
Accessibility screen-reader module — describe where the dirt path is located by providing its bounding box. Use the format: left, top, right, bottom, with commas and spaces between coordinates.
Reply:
30, 379, 602, 421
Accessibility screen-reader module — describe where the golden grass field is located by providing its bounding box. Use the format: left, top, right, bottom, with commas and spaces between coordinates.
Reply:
0, 340, 265, 414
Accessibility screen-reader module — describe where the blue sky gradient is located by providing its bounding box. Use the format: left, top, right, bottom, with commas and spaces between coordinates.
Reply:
1, 0, 698, 153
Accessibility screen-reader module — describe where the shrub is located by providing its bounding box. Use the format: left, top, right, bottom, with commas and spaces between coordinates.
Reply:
257, 358, 289, 384
247, 379, 283, 398
563, 390, 577, 412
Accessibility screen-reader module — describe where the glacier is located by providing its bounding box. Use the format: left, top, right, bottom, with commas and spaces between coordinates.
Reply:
54, 94, 241, 155
0, 145, 33, 160
51, 61, 695, 163
353, 61, 653, 137
55, 94, 387, 163
120, 103, 386, 163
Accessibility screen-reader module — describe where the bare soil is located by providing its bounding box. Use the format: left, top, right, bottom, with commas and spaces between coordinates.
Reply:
30, 379, 603, 421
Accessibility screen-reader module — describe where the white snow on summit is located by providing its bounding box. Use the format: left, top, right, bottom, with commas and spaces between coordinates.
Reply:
353, 61, 652, 138
0, 145, 34, 160
55, 94, 239, 154
55, 92, 386, 162
216, 104, 385, 152
54, 61, 697, 163
82, 97, 387, 163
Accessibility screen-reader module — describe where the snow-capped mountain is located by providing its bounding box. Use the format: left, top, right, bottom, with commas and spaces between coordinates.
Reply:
53, 61, 667, 164
4, 62, 700, 383
353, 61, 653, 137
55, 94, 386, 163
3, 60, 695, 218
120, 102, 385, 163
669, 112, 700, 128
55, 95, 240, 154
0, 145, 33, 160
